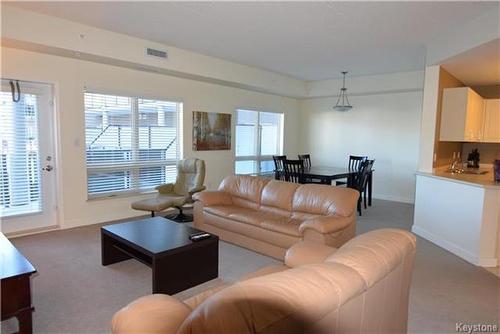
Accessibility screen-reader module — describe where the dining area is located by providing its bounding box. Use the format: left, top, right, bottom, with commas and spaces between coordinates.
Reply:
272, 154, 375, 215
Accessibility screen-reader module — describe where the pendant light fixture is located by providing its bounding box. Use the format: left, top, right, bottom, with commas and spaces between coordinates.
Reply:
332, 71, 353, 112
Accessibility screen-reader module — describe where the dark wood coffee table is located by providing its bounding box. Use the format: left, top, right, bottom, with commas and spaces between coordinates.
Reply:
101, 217, 218, 295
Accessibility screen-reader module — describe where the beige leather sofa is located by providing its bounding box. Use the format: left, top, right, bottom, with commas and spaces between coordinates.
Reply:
193, 175, 359, 259
112, 228, 416, 334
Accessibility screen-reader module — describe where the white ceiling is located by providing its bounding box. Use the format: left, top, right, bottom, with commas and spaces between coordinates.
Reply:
6, 1, 499, 80
441, 38, 500, 86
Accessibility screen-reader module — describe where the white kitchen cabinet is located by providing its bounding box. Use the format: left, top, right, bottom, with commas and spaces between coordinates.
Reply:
482, 99, 500, 143
440, 87, 485, 142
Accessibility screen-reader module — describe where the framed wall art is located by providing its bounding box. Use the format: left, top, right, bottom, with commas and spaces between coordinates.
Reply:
192, 111, 231, 151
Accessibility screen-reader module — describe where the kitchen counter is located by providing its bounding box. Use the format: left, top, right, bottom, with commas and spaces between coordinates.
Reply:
416, 167, 499, 189
413, 170, 499, 267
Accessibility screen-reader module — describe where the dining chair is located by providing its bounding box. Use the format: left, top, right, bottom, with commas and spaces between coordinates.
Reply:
272, 155, 287, 181
348, 159, 374, 215
336, 155, 368, 186
298, 154, 324, 184
283, 159, 305, 184
349, 155, 368, 171
297, 154, 312, 169
362, 160, 375, 209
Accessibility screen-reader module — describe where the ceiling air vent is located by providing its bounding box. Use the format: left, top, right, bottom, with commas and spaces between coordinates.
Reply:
146, 48, 167, 59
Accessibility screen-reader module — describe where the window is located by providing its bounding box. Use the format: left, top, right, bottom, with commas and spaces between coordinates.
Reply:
84, 92, 182, 198
0, 88, 42, 217
235, 109, 283, 175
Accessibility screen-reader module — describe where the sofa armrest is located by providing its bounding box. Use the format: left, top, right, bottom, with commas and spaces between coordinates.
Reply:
155, 183, 174, 194
299, 215, 353, 235
192, 190, 232, 206
285, 241, 337, 267
111, 294, 191, 334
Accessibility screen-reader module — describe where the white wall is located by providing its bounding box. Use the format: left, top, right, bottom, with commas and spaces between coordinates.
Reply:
299, 81, 423, 203
1, 47, 301, 230
417, 66, 441, 172
1, 5, 305, 98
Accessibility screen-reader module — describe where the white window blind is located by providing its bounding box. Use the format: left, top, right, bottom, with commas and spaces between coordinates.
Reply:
235, 109, 283, 175
0, 88, 41, 217
85, 92, 182, 198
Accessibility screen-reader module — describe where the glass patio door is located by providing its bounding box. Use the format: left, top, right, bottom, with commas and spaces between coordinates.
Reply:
0, 79, 57, 234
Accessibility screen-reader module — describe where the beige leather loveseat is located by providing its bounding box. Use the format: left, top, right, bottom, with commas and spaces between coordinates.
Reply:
112, 228, 416, 334
193, 175, 359, 259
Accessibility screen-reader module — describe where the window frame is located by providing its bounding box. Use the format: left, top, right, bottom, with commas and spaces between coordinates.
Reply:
84, 90, 183, 199
234, 108, 284, 175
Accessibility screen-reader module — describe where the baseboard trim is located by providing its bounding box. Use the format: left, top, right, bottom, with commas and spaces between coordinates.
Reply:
5, 224, 60, 238
372, 193, 414, 204
63, 208, 177, 229
478, 257, 499, 268
412, 225, 497, 267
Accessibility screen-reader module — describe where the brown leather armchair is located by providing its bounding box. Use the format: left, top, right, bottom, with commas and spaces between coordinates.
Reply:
131, 158, 206, 221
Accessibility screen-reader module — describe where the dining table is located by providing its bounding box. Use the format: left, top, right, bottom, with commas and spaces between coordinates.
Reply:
303, 166, 374, 206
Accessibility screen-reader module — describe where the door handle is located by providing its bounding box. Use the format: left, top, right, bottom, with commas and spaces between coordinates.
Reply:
42, 165, 54, 172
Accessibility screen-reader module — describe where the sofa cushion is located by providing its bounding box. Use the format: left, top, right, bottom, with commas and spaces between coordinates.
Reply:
229, 210, 288, 227
290, 211, 322, 222
293, 184, 359, 217
131, 194, 187, 212
260, 205, 292, 219
203, 205, 290, 228
203, 212, 300, 248
261, 180, 300, 212
204, 205, 256, 219
193, 191, 233, 206
261, 219, 302, 237
218, 175, 270, 209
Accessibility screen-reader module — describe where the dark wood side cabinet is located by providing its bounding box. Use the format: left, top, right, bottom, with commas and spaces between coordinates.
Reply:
1, 233, 36, 334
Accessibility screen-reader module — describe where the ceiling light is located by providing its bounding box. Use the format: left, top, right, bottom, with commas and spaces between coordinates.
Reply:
332, 71, 353, 112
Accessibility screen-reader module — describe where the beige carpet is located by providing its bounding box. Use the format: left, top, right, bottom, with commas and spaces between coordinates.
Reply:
2, 200, 499, 333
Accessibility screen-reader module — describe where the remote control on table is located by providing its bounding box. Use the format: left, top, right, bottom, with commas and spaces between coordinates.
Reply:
189, 232, 211, 242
